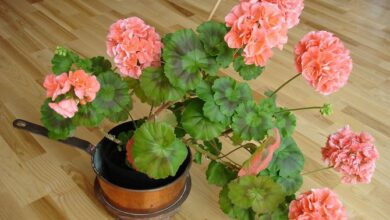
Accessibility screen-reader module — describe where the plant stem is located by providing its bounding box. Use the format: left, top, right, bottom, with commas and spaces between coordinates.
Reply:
98, 127, 122, 145
185, 139, 240, 171
207, 0, 222, 21
148, 105, 154, 118
222, 128, 233, 136
217, 145, 245, 159
270, 73, 301, 97
301, 166, 333, 175
147, 101, 174, 121
275, 106, 322, 114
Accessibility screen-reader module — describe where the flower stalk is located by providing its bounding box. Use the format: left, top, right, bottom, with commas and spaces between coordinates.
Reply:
270, 73, 301, 97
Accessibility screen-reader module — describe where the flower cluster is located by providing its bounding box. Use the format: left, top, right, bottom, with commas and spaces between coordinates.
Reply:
240, 0, 304, 29
225, 0, 303, 66
106, 17, 163, 79
43, 70, 100, 118
322, 125, 379, 184
289, 188, 347, 220
294, 31, 353, 95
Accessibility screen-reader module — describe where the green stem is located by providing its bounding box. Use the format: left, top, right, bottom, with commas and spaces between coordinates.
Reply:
270, 73, 301, 97
301, 166, 333, 175
217, 145, 245, 159
148, 105, 154, 118
184, 139, 240, 171
275, 106, 322, 114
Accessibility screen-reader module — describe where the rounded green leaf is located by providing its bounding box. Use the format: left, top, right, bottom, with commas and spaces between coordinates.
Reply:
275, 175, 303, 195
140, 67, 185, 105
93, 72, 130, 115
228, 176, 285, 214
197, 21, 234, 68
90, 56, 112, 75
197, 21, 227, 56
233, 55, 265, 80
40, 100, 75, 140
163, 29, 205, 90
206, 161, 237, 187
132, 122, 188, 179
181, 99, 225, 141
212, 77, 253, 116
51, 53, 73, 75
72, 103, 104, 127
274, 138, 304, 177
203, 99, 229, 124
195, 80, 213, 102
219, 186, 256, 220
232, 101, 274, 141
275, 110, 296, 138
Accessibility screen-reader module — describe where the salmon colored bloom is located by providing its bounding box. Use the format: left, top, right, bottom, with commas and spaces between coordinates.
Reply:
322, 125, 379, 184
240, 0, 304, 29
289, 188, 347, 220
106, 17, 163, 79
294, 31, 352, 95
238, 128, 280, 176
69, 70, 100, 104
43, 73, 71, 101
224, 1, 288, 66
49, 99, 78, 118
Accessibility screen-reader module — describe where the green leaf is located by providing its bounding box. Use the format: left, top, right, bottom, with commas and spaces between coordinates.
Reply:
93, 72, 131, 115
197, 21, 227, 56
51, 53, 73, 75
274, 137, 304, 177
203, 99, 229, 124
275, 110, 296, 138
258, 97, 277, 114
275, 175, 303, 195
106, 101, 132, 123
195, 80, 213, 102
181, 99, 225, 141
40, 100, 75, 140
194, 151, 202, 164
90, 56, 112, 75
206, 161, 237, 187
72, 103, 104, 127
132, 122, 188, 179
75, 58, 92, 71
163, 29, 204, 90
212, 77, 253, 116
219, 186, 256, 220
232, 101, 274, 141
154, 109, 178, 127
228, 175, 285, 214
140, 67, 185, 105
196, 21, 233, 68
233, 55, 264, 80
202, 138, 222, 156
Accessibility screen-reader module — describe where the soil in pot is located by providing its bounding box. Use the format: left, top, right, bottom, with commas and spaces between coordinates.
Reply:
96, 120, 191, 190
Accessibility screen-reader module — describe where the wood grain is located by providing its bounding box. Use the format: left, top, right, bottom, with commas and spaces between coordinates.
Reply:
0, 0, 389, 219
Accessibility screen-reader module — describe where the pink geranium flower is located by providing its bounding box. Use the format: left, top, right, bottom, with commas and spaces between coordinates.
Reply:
48, 99, 78, 118
69, 70, 100, 104
106, 17, 163, 79
240, 0, 304, 29
43, 73, 71, 101
322, 125, 379, 184
224, 1, 288, 66
294, 31, 353, 95
289, 188, 347, 220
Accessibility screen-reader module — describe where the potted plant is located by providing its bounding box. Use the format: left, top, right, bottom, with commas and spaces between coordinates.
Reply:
15, 0, 380, 219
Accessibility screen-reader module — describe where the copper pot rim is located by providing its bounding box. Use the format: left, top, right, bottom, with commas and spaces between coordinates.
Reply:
90, 148, 192, 193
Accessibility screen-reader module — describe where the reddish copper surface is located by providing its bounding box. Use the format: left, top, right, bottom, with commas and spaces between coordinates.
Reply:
98, 173, 188, 213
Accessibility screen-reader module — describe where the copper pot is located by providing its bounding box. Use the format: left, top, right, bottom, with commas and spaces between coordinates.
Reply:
13, 119, 192, 217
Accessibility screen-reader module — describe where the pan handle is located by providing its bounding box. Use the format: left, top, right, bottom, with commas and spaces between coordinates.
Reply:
13, 119, 96, 154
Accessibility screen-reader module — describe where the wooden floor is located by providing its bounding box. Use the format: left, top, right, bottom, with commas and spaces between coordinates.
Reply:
0, 0, 389, 219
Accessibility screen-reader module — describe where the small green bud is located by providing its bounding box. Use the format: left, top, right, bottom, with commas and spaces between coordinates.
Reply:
55, 46, 68, 56
320, 103, 333, 116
